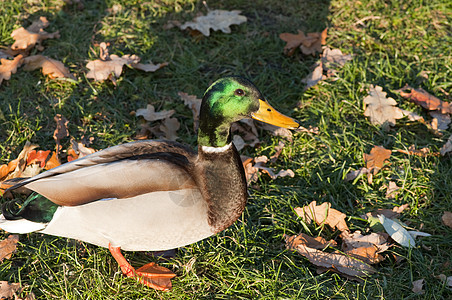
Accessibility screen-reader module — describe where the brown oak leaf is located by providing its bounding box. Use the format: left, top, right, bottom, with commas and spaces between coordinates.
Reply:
0, 55, 23, 86
22, 55, 74, 79
0, 235, 19, 262
180, 10, 247, 37
295, 201, 349, 232
397, 85, 451, 114
442, 211, 452, 229
11, 16, 60, 52
279, 28, 327, 56
364, 145, 391, 174
364, 85, 404, 128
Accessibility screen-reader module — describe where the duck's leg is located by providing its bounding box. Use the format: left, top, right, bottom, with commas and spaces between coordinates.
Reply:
108, 243, 176, 291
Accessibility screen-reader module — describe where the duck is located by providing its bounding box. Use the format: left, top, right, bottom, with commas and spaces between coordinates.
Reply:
0, 76, 299, 291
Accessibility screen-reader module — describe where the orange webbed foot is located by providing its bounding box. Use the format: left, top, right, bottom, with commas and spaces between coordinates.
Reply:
108, 243, 176, 291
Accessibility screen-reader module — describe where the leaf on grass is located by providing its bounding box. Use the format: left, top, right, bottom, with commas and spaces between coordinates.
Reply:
67, 139, 96, 162
0, 235, 19, 262
26, 150, 51, 168
399, 108, 425, 122
11, 16, 60, 52
364, 85, 404, 128
258, 123, 293, 141
345, 167, 370, 181
279, 28, 327, 56
22, 55, 74, 79
344, 246, 386, 264
396, 145, 434, 157
231, 121, 260, 148
429, 111, 450, 130
159, 117, 180, 141
364, 145, 391, 174
135, 104, 175, 122
132, 61, 168, 72
0, 281, 21, 299
341, 231, 388, 251
397, 85, 451, 114
0, 55, 23, 86
440, 135, 452, 156
285, 233, 337, 250
4, 142, 38, 181
287, 242, 376, 278
270, 141, 285, 163
295, 201, 349, 232
321, 47, 353, 73
180, 10, 247, 37
364, 204, 409, 220
385, 181, 400, 199
301, 61, 325, 90
442, 211, 452, 229
412, 279, 425, 294
53, 114, 69, 157
378, 214, 415, 248
86, 54, 140, 81
178, 92, 202, 131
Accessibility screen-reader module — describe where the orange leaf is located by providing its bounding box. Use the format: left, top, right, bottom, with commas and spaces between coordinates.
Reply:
22, 55, 74, 79
363, 146, 391, 174
285, 233, 337, 250
397, 85, 451, 114
44, 151, 60, 170
0, 55, 23, 86
26, 150, 51, 167
295, 201, 349, 232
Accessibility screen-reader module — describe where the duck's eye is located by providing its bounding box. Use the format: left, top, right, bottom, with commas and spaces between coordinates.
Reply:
234, 89, 245, 96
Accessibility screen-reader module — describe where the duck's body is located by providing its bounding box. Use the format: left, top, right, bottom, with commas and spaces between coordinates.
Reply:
0, 76, 299, 290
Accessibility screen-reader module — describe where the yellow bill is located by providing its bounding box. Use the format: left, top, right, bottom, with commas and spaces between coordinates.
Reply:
251, 99, 300, 129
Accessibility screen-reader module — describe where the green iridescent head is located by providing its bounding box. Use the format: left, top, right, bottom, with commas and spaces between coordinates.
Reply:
197, 76, 299, 148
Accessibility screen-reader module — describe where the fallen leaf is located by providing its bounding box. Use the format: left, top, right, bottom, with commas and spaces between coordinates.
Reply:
279, 28, 327, 56
270, 141, 285, 163
412, 279, 425, 294
378, 214, 416, 248
242, 156, 259, 183
440, 135, 452, 156
295, 201, 349, 232
26, 150, 51, 168
397, 85, 451, 114
365, 204, 409, 220
68, 139, 96, 161
135, 104, 175, 122
11, 16, 60, 52
364, 145, 391, 174
231, 121, 260, 148
0, 281, 21, 299
180, 10, 247, 37
5, 142, 38, 181
132, 61, 168, 72
0, 55, 23, 86
385, 181, 400, 199
258, 123, 293, 141
400, 108, 425, 122
86, 54, 140, 81
364, 85, 404, 128
345, 167, 370, 181
178, 92, 201, 131
53, 114, 69, 157
321, 47, 353, 72
429, 111, 450, 130
287, 242, 376, 278
344, 246, 385, 264
396, 145, 434, 157
159, 117, 180, 141
442, 211, 452, 229
0, 235, 19, 262
285, 233, 337, 250
22, 55, 74, 79
341, 231, 388, 251
44, 152, 60, 170
301, 61, 325, 90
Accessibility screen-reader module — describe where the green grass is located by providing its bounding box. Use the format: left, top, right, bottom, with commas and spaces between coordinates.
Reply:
1, 0, 451, 298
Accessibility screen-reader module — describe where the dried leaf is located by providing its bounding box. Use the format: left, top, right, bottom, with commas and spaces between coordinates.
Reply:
345, 167, 370, 181
22, 55, 74, 79
429, 111, 450, 130
270, 141, 285, 163
378, 214, 416, 248
295, 201, 349, 232
11, 17, 60, 52
69, 140, 96, 160
86, 54, 140, 81
180, 10, 247, 37
412, 279, 425, 294
0, 55, 23, 86
135, 104, 175, 122
258, 123, 293, 141
280, 28, 327, 56
400, 108, 425, 122
0, 235, 19, 262
178, 92, 202, 131
285, 233, 337, 250
132, 61, 168, 72
0, 281, 21, 299
365, 204, 409, 220
344, 246, 385, 264
385, 181, 400, 199
26, 150, 51, 168
44, 152, 60, 170
287, 242, 376, 278
364, 85, 404, 127
301, 61, 325, 90
364, 145, 391, 174
159, 117, 180, 141
53, 114, 69, 157
231, 121, 260, 148
442, 211, 452, 229
341, 231, 388, 251
397, 85, 451, 114
321, 47, 353, 72
440, 135, 452, 156
396, 145, 433, 157
5, 142, 38, 181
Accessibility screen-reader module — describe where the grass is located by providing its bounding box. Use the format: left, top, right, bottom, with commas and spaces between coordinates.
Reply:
1, 0, 451, 298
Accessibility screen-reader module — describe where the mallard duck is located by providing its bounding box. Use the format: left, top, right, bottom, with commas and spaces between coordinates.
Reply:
0, 76, 299, 290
